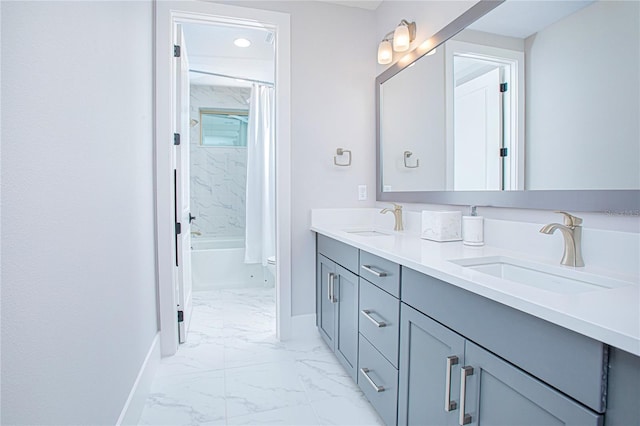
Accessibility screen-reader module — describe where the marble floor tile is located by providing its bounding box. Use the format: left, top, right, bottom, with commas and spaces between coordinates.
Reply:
155, 341, 226, 378
226, 404, 321, 425
139, 370, 226, 426
295, 357, 363, 402
312, 395, 385, 426
140, 287, 381, 425
224, 361, 309, 419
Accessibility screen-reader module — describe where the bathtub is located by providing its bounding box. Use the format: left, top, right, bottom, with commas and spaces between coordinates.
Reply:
191, 237, 266, 290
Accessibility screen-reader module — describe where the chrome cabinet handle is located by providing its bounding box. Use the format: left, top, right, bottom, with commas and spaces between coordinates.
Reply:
361, 265, 388, 277
360, 368, 385, 392
459, 366, 473, 425
361, 310, 387, 328
328, 272, 337, 303
445, 356, 459, 412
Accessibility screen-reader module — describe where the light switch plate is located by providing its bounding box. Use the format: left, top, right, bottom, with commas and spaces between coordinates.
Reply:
358, 185, 367, 201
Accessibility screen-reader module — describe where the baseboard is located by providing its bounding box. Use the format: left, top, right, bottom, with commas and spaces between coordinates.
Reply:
290, 313, 317, 340
116, 332, 161, 425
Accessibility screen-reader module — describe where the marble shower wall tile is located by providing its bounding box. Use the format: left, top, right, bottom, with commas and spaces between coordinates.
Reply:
189, 85, 251, 239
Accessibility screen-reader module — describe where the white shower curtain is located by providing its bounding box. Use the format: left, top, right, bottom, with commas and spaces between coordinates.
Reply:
244, 84, 275, 266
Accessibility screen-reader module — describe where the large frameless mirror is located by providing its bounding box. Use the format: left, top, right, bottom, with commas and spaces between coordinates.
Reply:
377, 0, 639, 211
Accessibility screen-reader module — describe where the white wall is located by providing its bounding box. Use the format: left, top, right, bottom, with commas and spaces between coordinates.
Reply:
219, 1, 377, 316
1, 1, 158, 424
525, 0, 640, 190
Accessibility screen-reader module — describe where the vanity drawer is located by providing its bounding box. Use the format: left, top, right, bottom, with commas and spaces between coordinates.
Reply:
358, 334, 398, 426
401, 266, 608, 413
317, 234, 359, 274
359, 278, 400, 368
359, 251, 400, 297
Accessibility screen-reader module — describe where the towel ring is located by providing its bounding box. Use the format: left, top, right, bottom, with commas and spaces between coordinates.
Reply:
334, 148, 352, 167
404, 150, 419, 168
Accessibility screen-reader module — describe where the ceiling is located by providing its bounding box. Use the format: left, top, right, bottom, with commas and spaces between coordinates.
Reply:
182, 22, 275, 87
318, 0, 383, 10
468, 0, 595, 39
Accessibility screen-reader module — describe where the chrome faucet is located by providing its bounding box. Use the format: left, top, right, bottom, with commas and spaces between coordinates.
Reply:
380, 203, 404, 231
540, 211, 584, 267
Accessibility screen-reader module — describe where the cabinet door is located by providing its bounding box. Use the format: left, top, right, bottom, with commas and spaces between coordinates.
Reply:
461, 341, 603, 426
335, 264, 359, 381
317, 254, 336, 348
398, 304, 465, 426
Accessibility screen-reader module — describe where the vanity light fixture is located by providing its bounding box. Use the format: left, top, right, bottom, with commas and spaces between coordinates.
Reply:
377, 19, 416, 64
234, 38, 251, 48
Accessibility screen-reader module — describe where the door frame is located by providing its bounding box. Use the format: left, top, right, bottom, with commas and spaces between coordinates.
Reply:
154, 1, 291, 356
444, 40, 524, 191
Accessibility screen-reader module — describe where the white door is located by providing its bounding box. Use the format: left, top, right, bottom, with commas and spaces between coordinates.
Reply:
453, 67, 502, 191
173, 25, 192, 344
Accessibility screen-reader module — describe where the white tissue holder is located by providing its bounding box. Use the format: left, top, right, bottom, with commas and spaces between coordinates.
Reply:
421, 211, 462, 242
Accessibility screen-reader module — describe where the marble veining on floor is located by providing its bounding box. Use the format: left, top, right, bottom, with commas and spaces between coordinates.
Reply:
139, 288, 384, 425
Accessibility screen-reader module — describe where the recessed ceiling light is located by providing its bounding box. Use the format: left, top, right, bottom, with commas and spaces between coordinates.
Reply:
234, 38, 251, 48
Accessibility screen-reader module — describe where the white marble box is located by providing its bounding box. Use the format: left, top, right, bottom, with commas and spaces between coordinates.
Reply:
421, 211, 462, 242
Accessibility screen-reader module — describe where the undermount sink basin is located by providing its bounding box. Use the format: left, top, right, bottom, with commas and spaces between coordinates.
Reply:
343, 228, 393, 237
449, 256, 630, 294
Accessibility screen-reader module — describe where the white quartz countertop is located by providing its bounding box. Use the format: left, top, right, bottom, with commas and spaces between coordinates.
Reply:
311, 210, 640, 356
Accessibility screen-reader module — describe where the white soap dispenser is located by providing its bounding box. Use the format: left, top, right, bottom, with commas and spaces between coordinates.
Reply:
463, 206, 484, 246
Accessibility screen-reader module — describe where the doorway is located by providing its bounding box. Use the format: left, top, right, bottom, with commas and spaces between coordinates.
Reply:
154, 1, 291, 356
444, 40, 524, 191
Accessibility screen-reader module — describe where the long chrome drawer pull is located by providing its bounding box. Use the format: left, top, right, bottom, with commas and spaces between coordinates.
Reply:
361, 264, 388, 277
361, 310, 387, 328
445, 356, 459, 412
459, 366, 474, 425
328, 273, 337, 303
360, 368, 385, 392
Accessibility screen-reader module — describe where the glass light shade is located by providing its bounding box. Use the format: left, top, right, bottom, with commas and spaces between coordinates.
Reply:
377, 40, 393, 64
393, 24, 410, 52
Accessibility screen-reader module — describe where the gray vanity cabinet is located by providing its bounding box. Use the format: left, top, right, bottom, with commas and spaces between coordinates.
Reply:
462, 341, 602, 426
315, 235, 638, 426
356, 252, 401, 425
398, 303, 602, 426
398, 304, 465, 426
316, 236, 360, 381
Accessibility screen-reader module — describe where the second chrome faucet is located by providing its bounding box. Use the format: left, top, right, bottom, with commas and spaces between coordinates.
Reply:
540, 211, 584, 267
381, 203, 404, 231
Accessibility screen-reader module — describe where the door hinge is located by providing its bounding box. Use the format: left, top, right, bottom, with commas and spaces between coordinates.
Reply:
500, 82, 508, 93
175, 222, 182, 235
177, 310, 184, 323
174, 45, 181, 57
174, 133, 180, 146
499, 147, 508, 157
